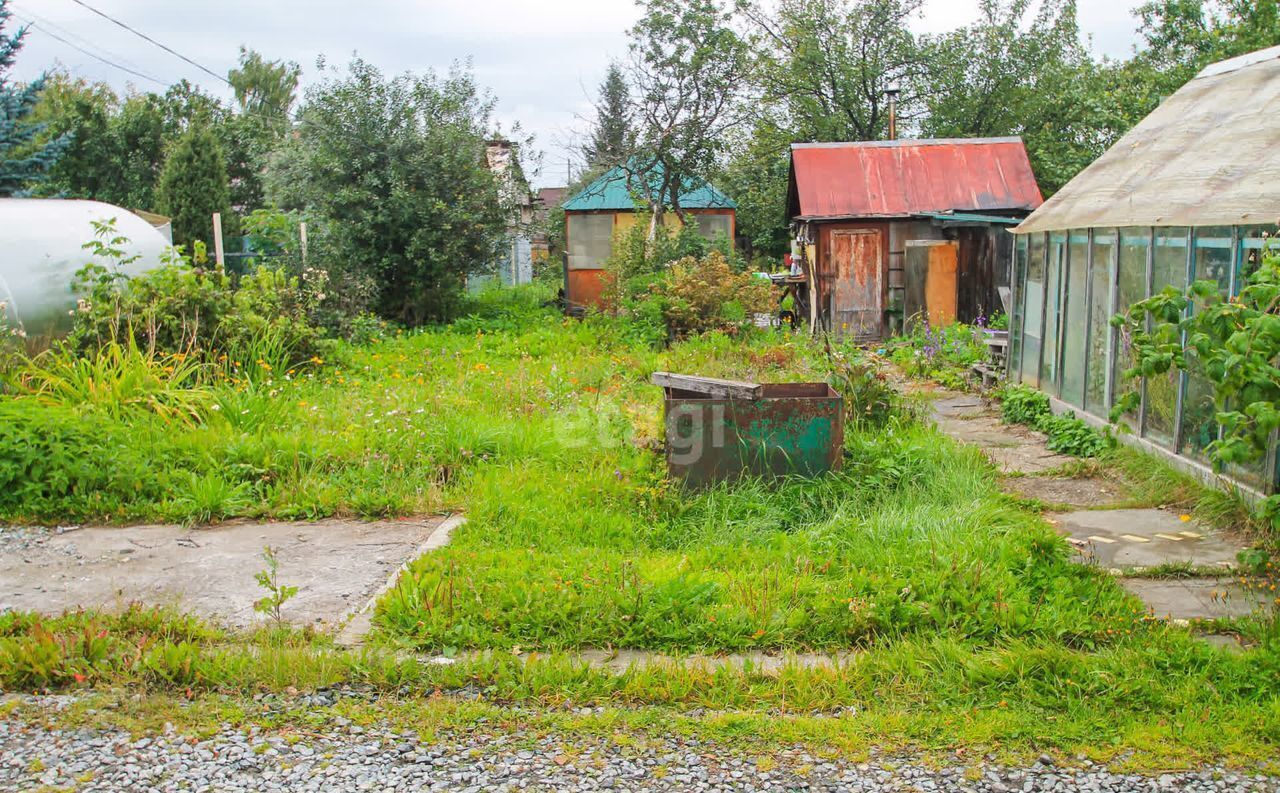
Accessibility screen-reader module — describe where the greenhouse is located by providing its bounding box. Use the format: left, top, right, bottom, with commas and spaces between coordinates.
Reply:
1010, 45, 1280, 495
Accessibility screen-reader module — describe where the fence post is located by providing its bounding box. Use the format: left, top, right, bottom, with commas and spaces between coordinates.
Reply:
212, 213, 225, 269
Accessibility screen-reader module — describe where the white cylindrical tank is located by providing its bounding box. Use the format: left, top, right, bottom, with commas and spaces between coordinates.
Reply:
0, 198, 169, 338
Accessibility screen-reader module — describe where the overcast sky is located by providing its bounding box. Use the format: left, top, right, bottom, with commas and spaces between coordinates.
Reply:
9, 0, 1146, 188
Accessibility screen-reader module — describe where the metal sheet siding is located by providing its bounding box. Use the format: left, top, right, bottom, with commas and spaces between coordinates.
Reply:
791, 138, 1044, 219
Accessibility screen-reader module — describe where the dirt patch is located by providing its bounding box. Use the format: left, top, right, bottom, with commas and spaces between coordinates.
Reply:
0, 517, 448, 630
1001, 475, 1129, 509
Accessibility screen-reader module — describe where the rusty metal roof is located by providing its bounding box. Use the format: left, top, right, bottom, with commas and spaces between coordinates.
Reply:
788, 137, 1043, 221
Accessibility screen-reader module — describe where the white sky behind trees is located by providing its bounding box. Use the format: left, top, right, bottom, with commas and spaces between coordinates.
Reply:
9, 0, 1145, 187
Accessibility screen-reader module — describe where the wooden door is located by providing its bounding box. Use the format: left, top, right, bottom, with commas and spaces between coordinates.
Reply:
831, 229, 883, 338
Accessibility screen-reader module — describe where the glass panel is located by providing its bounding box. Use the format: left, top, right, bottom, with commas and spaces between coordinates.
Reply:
1142, 228, 1188, 448
1020, 234, 1045, 387
1112, 230, 1149, 429
1238, 226, 1272, 287
696, 213, 732, 241
1059, 231, 1090, 408
1179, 227, 1234, 462
567, 214, 614, 270
1041, 233, 1066, 391
1086, 231, 1115, 415
1010, 236, 1028, 381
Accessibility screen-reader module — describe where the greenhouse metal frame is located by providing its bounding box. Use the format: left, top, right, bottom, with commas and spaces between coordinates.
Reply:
1008, 226, 1278, 496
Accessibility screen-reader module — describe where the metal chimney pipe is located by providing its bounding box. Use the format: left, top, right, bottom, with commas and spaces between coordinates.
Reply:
885, 83, 902, 141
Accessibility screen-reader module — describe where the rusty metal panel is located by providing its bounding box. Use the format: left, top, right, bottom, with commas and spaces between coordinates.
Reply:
789, 138, 1044, 220
566, 268, 606, 310
663, 384, 844, 488
831, 229, 883, 338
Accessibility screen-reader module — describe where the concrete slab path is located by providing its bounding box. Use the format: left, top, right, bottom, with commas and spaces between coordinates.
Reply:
928, 391, 1265, 624
931, 395, 1075, 475
0, 516, 450, 631
1121, 579, 1270, 621
1051, 509, 1241, 570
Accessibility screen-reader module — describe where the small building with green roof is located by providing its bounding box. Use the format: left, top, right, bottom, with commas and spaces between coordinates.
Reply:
562, 164, 736, 310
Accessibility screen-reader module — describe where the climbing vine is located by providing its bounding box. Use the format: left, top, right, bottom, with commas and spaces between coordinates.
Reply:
1112, 237, 1280, 526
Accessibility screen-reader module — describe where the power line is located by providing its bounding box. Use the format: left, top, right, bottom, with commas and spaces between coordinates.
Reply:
65, 0, 232, 88
15, 2, 154, 76
15, 16, 167, 87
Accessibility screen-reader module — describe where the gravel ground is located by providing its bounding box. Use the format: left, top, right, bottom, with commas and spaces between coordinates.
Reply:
2, 697, 1276, 793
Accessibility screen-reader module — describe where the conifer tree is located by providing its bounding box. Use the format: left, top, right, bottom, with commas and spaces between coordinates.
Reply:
584, 62, 634, 169
156, 119, 230, 251
0, 0, 68, 195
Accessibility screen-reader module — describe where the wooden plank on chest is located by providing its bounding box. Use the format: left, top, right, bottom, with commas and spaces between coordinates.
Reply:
651, 372, 764, 400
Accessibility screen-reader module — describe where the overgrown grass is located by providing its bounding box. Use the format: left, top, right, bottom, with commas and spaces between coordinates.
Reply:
2, 287, 1278, 763
2, 608, 1278, 769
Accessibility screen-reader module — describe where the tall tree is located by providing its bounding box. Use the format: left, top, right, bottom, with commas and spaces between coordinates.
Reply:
266, 58, 508, 324
583, 62, 634, 170
0, 0, 68, 194
716, 119, 792, 260
107, 94, 168, 210
228, 46, 300, 129
626, 0, 750, 234
744, 0, 925, 141
156, 118, 231, 251
26, 71, 117, 199
1128, 0, 1280, 109
920, 0, 1107, 195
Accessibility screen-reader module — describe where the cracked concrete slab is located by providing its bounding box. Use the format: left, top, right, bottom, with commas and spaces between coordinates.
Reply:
1122, 579, 1270, 621
941, 415, 1074, 474
1050, 509, 1245, 570
435, 649, 862, 675
0, 517, 448, 630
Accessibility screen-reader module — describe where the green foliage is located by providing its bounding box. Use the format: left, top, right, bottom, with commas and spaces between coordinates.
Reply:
68, 219, 325, 366
253, 546, 299, 627
267, 58, 508, 325
0, 0, 69, 194
999, 383, 1050, 426
716, 119, 792, 260
1037, 412, 1113, 458
920, 0, 1108, 196
584, 62, 634, 169
157, 118, 231, 250
1114, 240, 1280, 526
823, 342, 905, 428
998, 383, 1112, 458
746, 0, 922, 142
227, 47, 300, 127
625, 0, 749, 221
890, 321, 991, 390
11, 339, 210, 425
648, 250, 775, 339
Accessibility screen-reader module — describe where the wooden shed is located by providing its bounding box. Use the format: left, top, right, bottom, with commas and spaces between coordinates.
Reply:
786, 138, 1044, 339
563, 164, 736, 311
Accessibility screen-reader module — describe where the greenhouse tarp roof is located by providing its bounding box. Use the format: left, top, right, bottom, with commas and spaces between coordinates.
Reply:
1017, 46, 1280, 234
562, 164, 735, 212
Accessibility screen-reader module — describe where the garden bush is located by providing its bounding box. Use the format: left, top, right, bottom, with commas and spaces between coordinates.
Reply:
68, 220, 327, 366
649, 250, 775, 339
999, 383, 1051, 425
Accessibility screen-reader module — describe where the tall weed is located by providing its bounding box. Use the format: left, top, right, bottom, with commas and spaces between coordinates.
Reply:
12, 339, 209, 425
